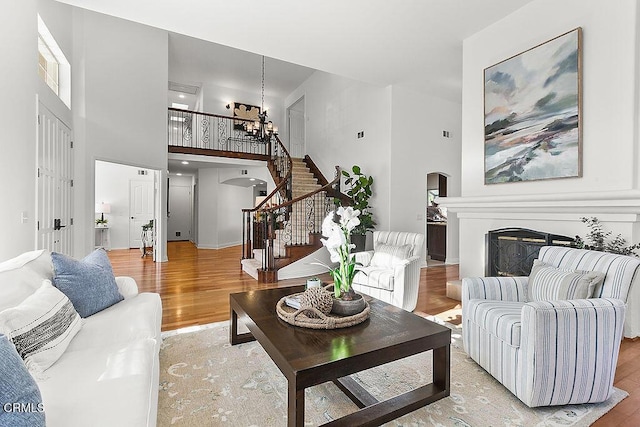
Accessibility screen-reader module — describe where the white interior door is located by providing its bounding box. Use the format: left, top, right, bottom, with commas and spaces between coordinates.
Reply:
129, 180, 154, 248
168, 185, 192, 241
37, 102, 73, 254
289, 109, 305, 158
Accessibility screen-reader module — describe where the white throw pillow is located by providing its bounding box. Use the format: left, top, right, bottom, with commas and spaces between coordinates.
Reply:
0, 280, 82, 375
528, 260, 605, 302
0, 250, 53, 312
370, 244, 412, 268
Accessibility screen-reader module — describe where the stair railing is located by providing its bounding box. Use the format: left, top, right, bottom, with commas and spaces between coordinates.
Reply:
242, 135, 292, 259
254, 167, 343, 274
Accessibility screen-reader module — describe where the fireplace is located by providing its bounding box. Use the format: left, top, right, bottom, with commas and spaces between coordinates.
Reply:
486, 228, 575, 276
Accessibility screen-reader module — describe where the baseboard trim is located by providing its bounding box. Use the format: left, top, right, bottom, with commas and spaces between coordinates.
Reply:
195, 241, 242, 250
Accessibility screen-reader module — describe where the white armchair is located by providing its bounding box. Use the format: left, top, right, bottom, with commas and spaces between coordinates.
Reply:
462, 246, 640, 407
351, 231, 424, 311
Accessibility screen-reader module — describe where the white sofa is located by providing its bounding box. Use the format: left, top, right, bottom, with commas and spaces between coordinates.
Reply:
0, 250, 162, 426
351, 231, 425, 311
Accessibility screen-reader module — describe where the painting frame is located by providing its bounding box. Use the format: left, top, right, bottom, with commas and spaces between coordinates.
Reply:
233, 102, 261, 131
483, 28, 583, 185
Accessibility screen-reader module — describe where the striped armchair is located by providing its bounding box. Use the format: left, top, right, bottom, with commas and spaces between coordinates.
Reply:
462, 246, 640, 407
351, 231, 424, 311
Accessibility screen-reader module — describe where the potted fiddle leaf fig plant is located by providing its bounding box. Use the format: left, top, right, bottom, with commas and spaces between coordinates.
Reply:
339, 165, 376, 251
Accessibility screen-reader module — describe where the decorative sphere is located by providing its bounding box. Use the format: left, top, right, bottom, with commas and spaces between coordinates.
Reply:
299, 287, 333, 317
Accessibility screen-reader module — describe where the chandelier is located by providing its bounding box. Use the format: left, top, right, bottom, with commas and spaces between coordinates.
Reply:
245, 56, 278, 142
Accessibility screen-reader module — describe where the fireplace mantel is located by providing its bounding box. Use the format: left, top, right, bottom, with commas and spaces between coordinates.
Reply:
439, 189, 640, 216
438, 190, 640, 279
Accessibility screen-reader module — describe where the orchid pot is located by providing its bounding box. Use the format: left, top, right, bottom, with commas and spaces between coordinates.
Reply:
314, 207, 364, 302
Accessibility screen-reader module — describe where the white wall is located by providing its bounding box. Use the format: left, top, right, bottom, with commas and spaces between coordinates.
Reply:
389, 83, 462, 262
444, 0, 640, 278
196, 168, 253, 249
95, 161, 154, 249
461, 0, 638, 198
284, 71, 392, 234
72, 8, 169, 259
0, 0, 38, 261
217, 182, 252, 247
202, 82, 286, 146
197, 169, 219, 248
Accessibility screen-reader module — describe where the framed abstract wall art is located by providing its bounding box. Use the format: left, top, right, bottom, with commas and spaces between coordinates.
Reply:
484, 28, 582, 184
233, 102, 260, 131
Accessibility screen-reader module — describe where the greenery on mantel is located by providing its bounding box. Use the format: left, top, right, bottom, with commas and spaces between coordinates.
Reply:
574, 217, 640, 257
338, 165, 376, 236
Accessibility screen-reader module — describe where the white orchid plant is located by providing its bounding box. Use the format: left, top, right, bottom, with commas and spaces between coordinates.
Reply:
316, 206, 362, 300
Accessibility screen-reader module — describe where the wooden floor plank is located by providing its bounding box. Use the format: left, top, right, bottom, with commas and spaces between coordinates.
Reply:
108, 241, 639, 425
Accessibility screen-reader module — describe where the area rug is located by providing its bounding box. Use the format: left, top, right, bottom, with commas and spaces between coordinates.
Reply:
158, 321, 627, 426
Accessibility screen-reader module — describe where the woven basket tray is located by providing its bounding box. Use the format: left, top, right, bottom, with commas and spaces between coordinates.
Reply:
276, 293, 370, 329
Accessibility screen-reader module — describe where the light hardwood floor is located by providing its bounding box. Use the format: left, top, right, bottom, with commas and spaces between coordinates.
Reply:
108, 241, 640, 425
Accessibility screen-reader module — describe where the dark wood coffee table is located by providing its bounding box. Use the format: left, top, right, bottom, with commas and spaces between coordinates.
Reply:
230, 286, 450, 427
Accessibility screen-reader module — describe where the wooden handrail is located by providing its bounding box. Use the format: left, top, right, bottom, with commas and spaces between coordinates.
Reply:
303, 155, 329, 186
261, 166, 342, 212
168, 107, 256, 123
242, 135, 293, 214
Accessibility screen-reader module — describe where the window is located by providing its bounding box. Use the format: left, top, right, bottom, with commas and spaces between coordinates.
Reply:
38, 35, 59, 96
37, 15, 71, 108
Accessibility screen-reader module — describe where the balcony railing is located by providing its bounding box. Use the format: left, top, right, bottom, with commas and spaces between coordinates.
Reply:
168, 108, 271, 158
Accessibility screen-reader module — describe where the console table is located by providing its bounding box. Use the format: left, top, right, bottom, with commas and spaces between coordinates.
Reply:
94, 226, 111, 251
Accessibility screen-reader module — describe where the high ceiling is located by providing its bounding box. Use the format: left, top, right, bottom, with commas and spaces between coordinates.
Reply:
169, 33, 316, 101
55, 0, 535, 102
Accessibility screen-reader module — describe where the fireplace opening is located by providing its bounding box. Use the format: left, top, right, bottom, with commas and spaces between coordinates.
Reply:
486, 228, 575, 277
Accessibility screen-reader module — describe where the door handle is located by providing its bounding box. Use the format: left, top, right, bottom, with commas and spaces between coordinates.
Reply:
53, 219, 66, 230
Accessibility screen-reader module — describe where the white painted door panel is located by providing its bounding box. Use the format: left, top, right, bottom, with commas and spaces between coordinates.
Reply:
37, 102, 73, 254
129, 180, 154, 248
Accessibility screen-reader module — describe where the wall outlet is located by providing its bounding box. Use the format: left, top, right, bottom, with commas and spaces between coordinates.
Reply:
357, 131, 365, 139
442, 130, 451, 138
176, 231, 181, 237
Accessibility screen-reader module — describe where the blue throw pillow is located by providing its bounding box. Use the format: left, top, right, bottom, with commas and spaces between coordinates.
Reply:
0, 334, 46, 426
51, 249, 123, 318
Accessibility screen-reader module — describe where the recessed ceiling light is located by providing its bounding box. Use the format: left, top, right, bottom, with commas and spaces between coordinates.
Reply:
178, 94, 185, 99
170, 116, 185, 122
173, 127, 178, 130
249, 178, 256, 181
181, 161, 189, 165
176, 173, 183, 176
171, 103, 189, 110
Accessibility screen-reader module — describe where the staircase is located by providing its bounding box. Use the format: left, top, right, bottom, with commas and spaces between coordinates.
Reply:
241, 156, 339, 282
164, 107, 345, 283
291, 158, 321, 198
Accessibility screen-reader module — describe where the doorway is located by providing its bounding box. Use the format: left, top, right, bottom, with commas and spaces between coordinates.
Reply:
287, 96, 305, 158
426, 172, 448, 262
95, 161, 156, 253
168, 176, 194, 242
